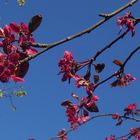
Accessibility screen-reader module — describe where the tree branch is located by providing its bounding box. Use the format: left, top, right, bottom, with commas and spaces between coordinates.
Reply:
121, 46, 140, 70
18, 0, 139, 66
50, 113, 140, 140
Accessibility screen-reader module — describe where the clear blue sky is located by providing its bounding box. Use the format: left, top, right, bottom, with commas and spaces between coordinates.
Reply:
0, 0, 140, 140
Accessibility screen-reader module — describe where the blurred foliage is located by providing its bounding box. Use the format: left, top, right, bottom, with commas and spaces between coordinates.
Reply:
17, 0, 25, 6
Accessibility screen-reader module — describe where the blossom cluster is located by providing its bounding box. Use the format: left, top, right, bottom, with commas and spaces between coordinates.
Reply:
0, 15, 42, 83
117, 12, 135, 36
106, 127, 140, 140
58, 51, 138, 132
112, 103, 139, 126
111, 72, 136, 87
58, 51, 100, 129
58, 51, 77, 82
56, 12, 139, 140
61, 94, 99, 129
130, 128, 140, 139
57, 129, 67, 140
58, 51, 95, 94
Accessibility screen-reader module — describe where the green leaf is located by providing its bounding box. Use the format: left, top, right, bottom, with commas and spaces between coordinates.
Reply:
17, 0, 25, 6
13, 90, 27, 97
0, 91, 3, 98
11, 105, 16, 111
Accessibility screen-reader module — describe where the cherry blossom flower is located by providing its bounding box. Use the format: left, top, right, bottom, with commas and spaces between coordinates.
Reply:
112, 112, 123, 126
65, 104, 88, 129
57, 129, 67, 140
117, 12, 135, 36
1, 22, 37, 56
121, 137, 126, 140
126, 103, 137, 111
112, 113, 120, 120
75, 76, 94, 95
130, 128, 140, 139
124, 103, 137, 116
0, 52, 24, 83
0, 20, 39, 83
80, 95, 99, 112
61, 100, 89, 129
58, 51, 79, 82
111, 73, 136, 87
105, 135, 115, 140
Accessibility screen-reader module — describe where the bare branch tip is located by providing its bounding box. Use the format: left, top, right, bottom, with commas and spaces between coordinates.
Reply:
99, 13, 110, 18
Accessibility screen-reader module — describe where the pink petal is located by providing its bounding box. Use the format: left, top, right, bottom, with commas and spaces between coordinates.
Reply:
11, 75, 25, 82
26, 47, 38, 55
4, 25, 11, 36
9, 22, 20, 33
20, 22, 29, 33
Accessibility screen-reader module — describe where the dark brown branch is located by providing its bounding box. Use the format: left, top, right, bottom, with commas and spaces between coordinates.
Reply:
94, 73, 116, 89
18, 0, 139, 65
121, 46, 140, 70
50, 113, 140, 140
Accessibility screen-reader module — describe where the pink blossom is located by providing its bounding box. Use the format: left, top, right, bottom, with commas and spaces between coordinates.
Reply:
130, 128, 140, 139
125, 103, 137, 112
112, 113, 120, 120
80, 96, 99, 112
65, 104, 79, 129
124, 103, 137, 116
10, 75, 25, 82
105, 135, 115, 140
117, 12, 135, 36
26, 47, 38, 55
64, 51, 73, 61
4, 25, 11, 36
111, 73, 136, 87
77, 116, 89, 123
9, 22, 20, 33
63, 100, 90, 129
92, 95, 99, 101
57, 129, 67, 140
75, 77, 94, 95
58, 51, 79, 82
121, 137, 126, 140
0, 20, 40, 83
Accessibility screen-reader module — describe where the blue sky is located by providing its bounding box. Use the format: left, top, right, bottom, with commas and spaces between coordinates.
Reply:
0, 0, 140, 140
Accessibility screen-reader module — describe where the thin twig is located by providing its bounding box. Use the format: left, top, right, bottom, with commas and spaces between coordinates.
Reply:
94, 73, 116, 89
121, 46, 140, 70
